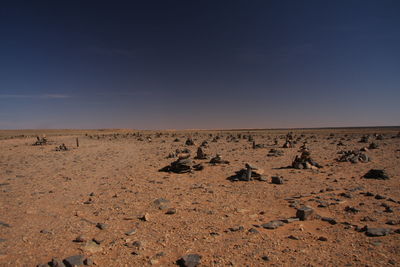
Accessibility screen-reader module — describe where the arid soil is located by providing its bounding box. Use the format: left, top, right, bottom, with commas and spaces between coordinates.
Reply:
0, 128, 399, 266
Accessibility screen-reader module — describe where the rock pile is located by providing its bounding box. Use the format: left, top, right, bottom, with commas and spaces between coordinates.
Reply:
337, 150, 370, 163
185, 138, 195, 146
33, 136, 48, 146
252, 141, 265, 149
291, 151, 322, 169
55, 143, 68, 151
159, 157, 203, 173
194, 147, 208, 159
228, 163, 266, 181
209, 154, 230, 165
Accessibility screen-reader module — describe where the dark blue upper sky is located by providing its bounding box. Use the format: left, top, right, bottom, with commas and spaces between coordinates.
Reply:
0, 0, 399, 129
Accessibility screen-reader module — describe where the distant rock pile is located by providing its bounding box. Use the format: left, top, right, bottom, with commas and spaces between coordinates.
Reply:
33, 136, 48, 146
194, 147, 208, 159
185, 138, 195, 146
228, 163, 266, 182
209, 154, 230, 165
337, 150, 370, 163
55, 143, 68, 151
292, 151, 322, 169
159, 157, 203, 173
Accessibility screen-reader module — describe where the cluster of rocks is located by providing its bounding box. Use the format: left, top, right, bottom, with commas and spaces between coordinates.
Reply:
209, 154, 230, 165
55, 143, 68, 151
166, 148, 191, 159
337, 150, 370, 163
262, 206, 315, 230
37, 255, 93, 267
159, 157, 203, 173
291, 151, 322, 169
228, 163, 266, 182
33, 136, 48, 146
267, 148, 284, 157
252, 141, 265, 149
185, 138, 195, 146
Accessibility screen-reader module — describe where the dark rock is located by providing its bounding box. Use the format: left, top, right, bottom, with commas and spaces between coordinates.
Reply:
344, 206, 360, 213
296, 206, 314, 221
49, 258, 65, 267
261, 255, 270, 261
177, 254, 202, 267
63, 255, 85, 267
165, 208, 177, 215
271, 176, 284, 184
365, 228, 393, 237
0, 221, 10, 228
318, 236, 328, 241
262, 220, 284, 229
321, 217, 337, 225
364, 169, 389, 180
96, 223, 108, 230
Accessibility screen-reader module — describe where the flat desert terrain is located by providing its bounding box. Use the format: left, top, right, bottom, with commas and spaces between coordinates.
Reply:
0, 128, 399, 266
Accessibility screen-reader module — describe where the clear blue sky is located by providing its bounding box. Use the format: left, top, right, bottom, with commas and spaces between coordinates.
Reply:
0, 0, 399, 129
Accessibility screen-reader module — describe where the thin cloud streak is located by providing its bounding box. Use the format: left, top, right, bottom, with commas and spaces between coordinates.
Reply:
0, 94, 71, 99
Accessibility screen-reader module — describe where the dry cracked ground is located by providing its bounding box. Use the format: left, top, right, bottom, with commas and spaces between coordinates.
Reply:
0, 128, 399, 267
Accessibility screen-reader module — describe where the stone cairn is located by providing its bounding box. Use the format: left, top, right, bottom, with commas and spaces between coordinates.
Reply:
159, 155, 203, 174
282, 132, 294, 148
185, 138, 195, 146
194, 147, 208, 160
55, 143, 68, 151
337, 150, 370, 163
33, 135, 48, 146
209, 154, 230, 165
291, 151, 322, 169
228, 163, 266, 182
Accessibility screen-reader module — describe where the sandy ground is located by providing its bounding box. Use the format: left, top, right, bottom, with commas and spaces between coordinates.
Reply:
0, 128, 399, 266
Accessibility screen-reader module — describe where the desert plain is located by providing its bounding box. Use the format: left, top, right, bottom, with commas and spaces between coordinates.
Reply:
0, 127, 399, 266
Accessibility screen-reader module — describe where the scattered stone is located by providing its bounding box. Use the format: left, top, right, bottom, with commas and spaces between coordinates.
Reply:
165, 208, 177, 215
229, 226, 244, 232
288, 235, 299, 240
365, 227, 393, 237
344, 206, 360, 213
261, 255, 270, 261
33, 135, 48, 146
82, 240, 102, 253
363, 169, 389, 180
125, 229, 137, 236
321, 217, 337, 225
73, 235, 88, 243
282, 218, 300, 223
63, 255, 85, 267
0, 221, 10, 228
296, 206, 314, 221
318, 236, 328, 241
96, 223, 108, 230
49, 257, 65, 267
262, 220, 284, 229
140, 213, 150, 221
271, 176, 284, 184
248, 228, 259, 234
177, 254, 202, 267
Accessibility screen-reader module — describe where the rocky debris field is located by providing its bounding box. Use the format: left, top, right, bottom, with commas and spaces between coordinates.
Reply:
0, 128, 399, 266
